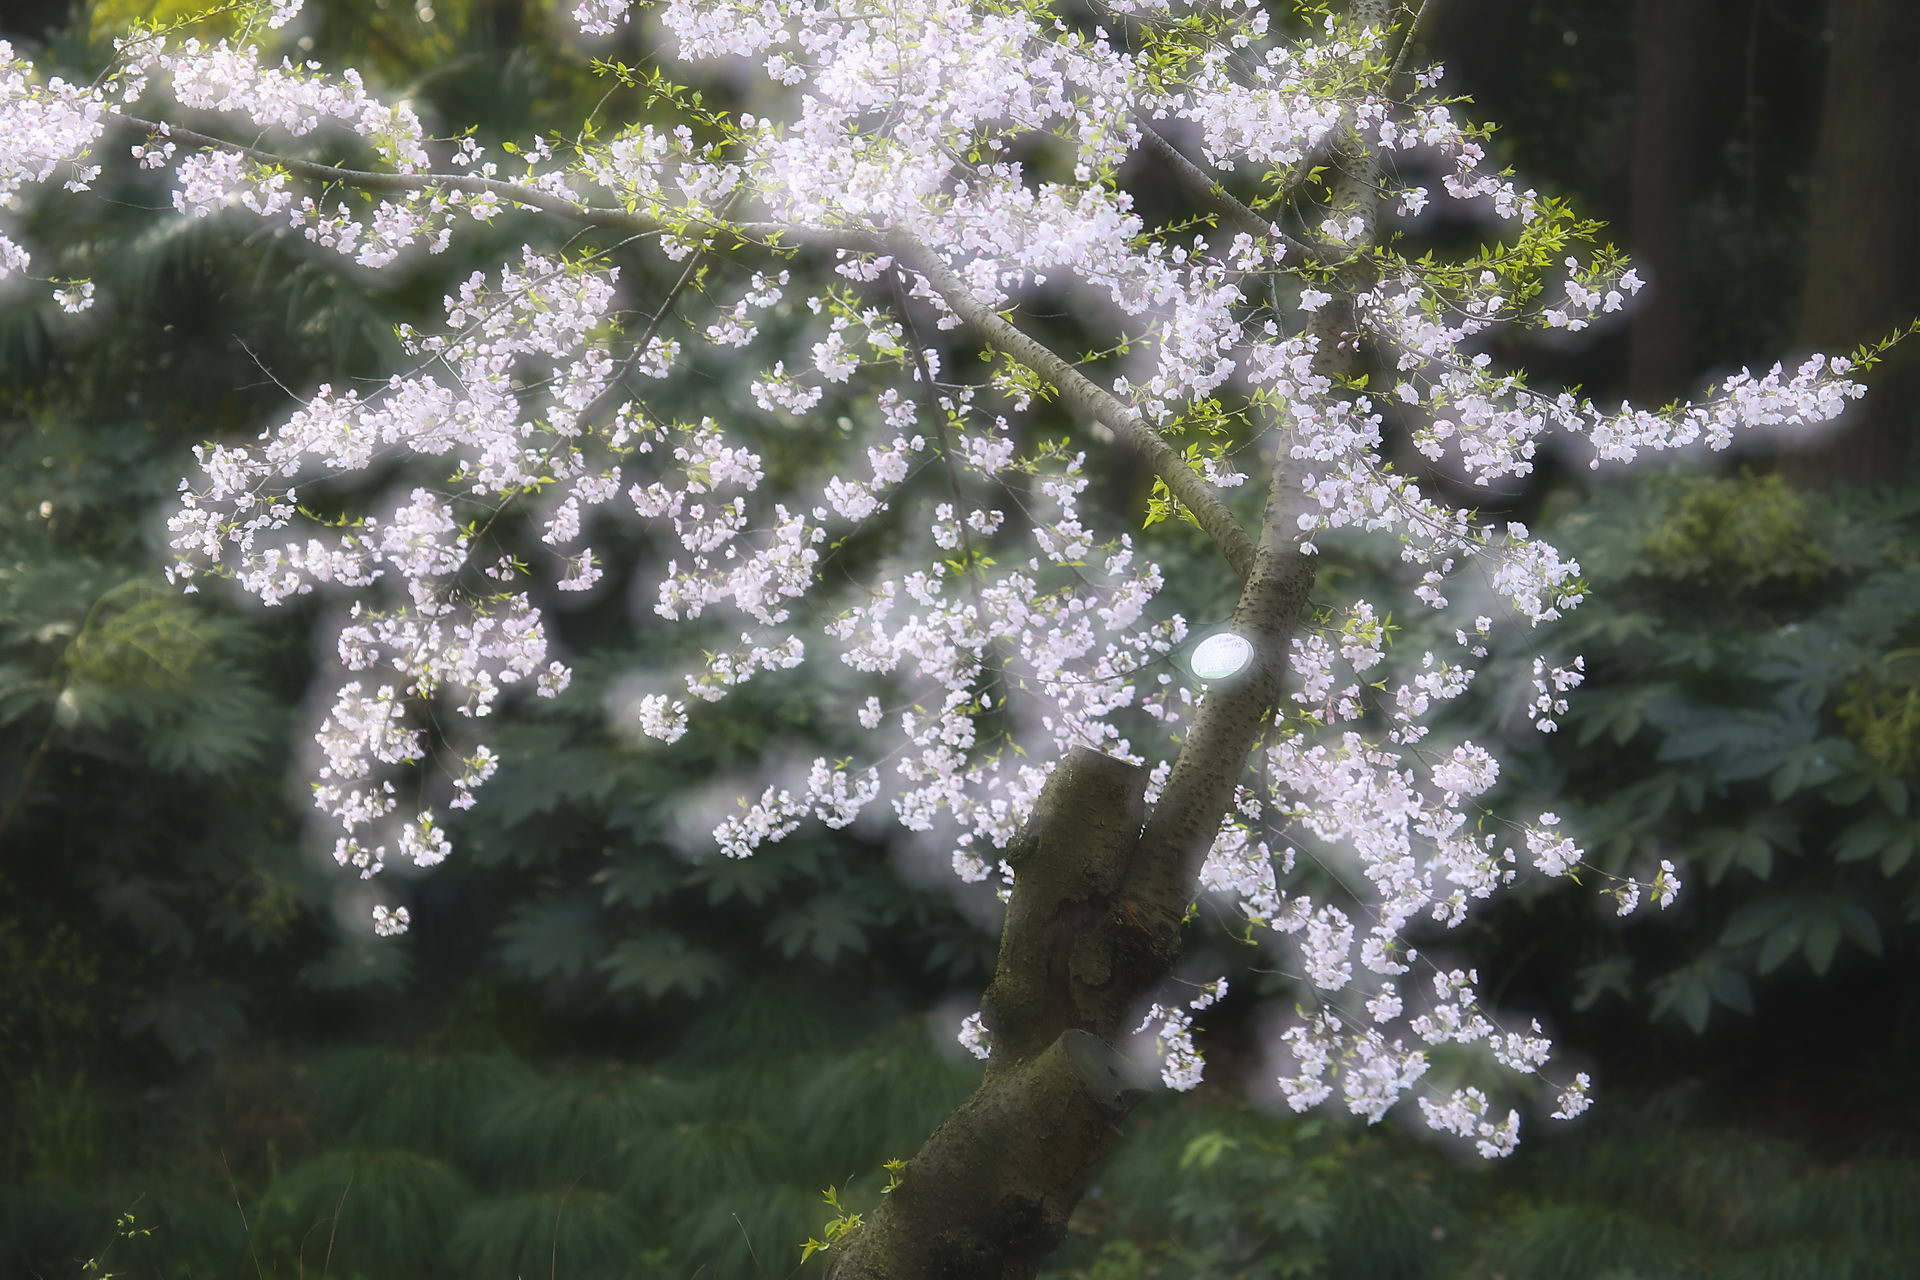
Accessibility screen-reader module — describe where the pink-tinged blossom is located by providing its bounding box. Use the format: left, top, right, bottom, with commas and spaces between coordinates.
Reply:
1304, 905, 1356, 990
1430, 742, 1498, 798
715, 785, 804, 859
1419, 1087, 1521, 1158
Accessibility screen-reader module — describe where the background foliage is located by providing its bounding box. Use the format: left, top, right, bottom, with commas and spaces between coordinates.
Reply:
3, 1, 1917, 1277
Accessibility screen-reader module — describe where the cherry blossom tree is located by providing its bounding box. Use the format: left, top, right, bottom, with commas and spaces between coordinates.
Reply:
0, 0, 1895, 1274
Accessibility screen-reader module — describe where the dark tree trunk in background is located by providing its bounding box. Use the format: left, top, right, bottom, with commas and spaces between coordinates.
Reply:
1628, 0, 1731, 405
0, 0, 74, 46
1787, 0, 1920, 490
1427, 0, 1530, 109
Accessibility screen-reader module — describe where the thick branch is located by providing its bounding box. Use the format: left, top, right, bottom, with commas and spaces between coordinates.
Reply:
887, 232, 1257, 580
830, 14, 1406, 1276
1119, 461, 1315, 936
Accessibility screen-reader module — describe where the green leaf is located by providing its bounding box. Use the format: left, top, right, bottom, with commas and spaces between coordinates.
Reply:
1756, 925, 1800, 976
687, 851, 792, 906
1651, 956, 1754, 1034
1838, 902, 1883, 957
1884, 836, 1915, 877
1802, 915, 1840, 976
1832, 813, 1917, 874
765, 895, 877, 965
598, 932, 729, 1000
93, 877, 193, 953
1877, 776, 1910, 816
1572, 684, 1663, 747
1767, 754, 1806, 801
1179, 1131, 1239, 1171
1691, 822, 1785, 885
497, 893, 604, 983
1720, 899, 1791, 948
1650, 969, 1713, 1034
299, 939, 414, 993
1570, 956, 1632, 1012
593, 855, 680, 909
1823, 772, 1875, 805
1706, 964, 1754, 1016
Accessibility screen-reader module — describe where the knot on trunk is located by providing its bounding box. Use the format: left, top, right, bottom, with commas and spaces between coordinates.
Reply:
981, 747, 1150, 1059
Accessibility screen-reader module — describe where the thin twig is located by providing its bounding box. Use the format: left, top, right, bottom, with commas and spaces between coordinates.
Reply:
888, 265, 983, 603
218, 1150, 267, 1280
1386, 0, 1444, 88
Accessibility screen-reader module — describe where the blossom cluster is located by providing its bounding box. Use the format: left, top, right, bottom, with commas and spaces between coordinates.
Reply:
1134, 977, 1228, 1091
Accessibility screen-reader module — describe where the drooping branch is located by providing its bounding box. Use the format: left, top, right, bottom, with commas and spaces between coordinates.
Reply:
888, 232, 1258, 580
111, 113, 865, 252
116, 114, 1257, 591
114, 115, 667, 236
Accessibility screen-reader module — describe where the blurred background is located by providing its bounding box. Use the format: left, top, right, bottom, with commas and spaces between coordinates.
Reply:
2, 1, 1917, 1276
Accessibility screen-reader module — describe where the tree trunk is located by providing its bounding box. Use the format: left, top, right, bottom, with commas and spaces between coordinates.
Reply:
825, 749, 1160, 1280
1627, 0, 1725, 405
1785, 0, 1920, 489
